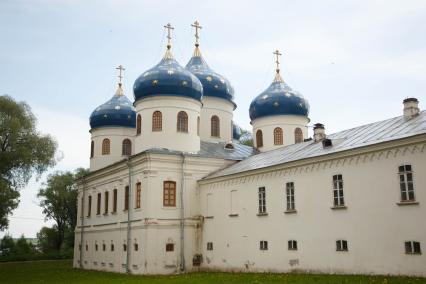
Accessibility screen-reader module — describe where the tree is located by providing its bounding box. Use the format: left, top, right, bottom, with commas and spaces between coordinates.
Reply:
15, 234, 35, 256
37, 226, 60, 254
0, 234, 16, 256
0, 95, 57, 230
239, 128, 254, 147
37, 168, 88, 251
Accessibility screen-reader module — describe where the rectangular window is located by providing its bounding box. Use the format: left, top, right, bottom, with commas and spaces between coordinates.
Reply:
163, 181, 176, 207
123, 244, 127, 252
286, 182, 295, 211
87, 196, 92, 217
288, 240, 297, 251
95, 244, 98, 251
399, 165, 415, 202
112, 189, 117, 213
260, 240, 268, 250
405, 241, 421, 254
111, 243, 114, 252
124, 186, 129, 211
166, 243, 174, 252
336, 240, 348, 251
134, 243, 138, 251
97, 193, 101, 215
135, 182, 141, 209
207, 242, 213, 251
104, 191, 109, 214
333, 174, 345, 207
230, 190, 238, 215
258, 187, 266, 214
102, 244, 106, 251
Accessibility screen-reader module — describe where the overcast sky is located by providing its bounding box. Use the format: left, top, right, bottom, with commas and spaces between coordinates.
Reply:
1, 0, 425, 238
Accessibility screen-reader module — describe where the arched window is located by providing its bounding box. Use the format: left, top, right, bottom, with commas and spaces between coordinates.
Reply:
295, 128, 303, 143
177, 111, 188, 133
274, 127, 283, 145
102, 138, 110, 155
197, 116, 200, 136
122, 139, 132, 156
152, 111, 162, 131
256, 130, 263, 148
211, 115, 220, 137
136, 114, 141, 135
90, 141, 94, 158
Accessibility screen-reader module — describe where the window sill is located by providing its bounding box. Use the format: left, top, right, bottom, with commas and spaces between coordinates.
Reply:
103, 213, 108, 216
288, 249, 298, 251
257, 212, 269, 216
228, 213, 239, 217
405, 252, 422, 255
284, 209, 297, 214
111, 211, 117, 215
397, 201, 419, 206
204, 216, 214, 219
336, 250, 349, 252
331, 206, 347, 210
162, 206, 177, 210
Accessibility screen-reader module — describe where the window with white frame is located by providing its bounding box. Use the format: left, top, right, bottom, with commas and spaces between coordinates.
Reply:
336, 240, 348, 251
333, 174, 345, 206
286, 182, 295, 211
260, 240, 268, 250
258, 187, 266, 214
405, 241, 421, 254
288, 240, 297, 251
399, 165, 415, 202
207, 242, 213, 251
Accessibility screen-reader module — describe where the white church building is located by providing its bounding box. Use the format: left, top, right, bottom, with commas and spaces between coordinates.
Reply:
74, 22, 426, 276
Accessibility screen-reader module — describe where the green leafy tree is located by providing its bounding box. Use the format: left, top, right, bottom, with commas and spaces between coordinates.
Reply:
239, 128, 253, 147
0, 234, 16, 256
0, 95, 57, 230
37, 226, 60, 254
15, 234, 35, 256
37, 168, 88, 251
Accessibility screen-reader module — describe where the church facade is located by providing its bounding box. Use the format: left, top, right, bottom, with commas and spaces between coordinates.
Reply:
73, 23, 426, 276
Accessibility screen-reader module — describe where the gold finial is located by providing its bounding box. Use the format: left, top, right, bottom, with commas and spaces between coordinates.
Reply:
116, 65, 125, 86
272, 50, 284, 83
191, 20, 202, 47
164, 23, 174, 50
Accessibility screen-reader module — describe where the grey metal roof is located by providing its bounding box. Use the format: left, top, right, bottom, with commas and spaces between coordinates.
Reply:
205, 111, 426, 180
146, 140, 256, 161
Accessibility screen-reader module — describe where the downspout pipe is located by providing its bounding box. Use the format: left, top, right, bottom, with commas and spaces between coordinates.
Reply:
126, 158, 132, 274
79, 178, 86, 269
180, 153, 185, 271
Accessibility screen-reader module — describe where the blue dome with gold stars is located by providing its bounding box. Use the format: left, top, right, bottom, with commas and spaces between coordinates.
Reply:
133, 49, 203, 103
186, 46, 235, 108
90, 85, 136, 129
249, 71, 309, 121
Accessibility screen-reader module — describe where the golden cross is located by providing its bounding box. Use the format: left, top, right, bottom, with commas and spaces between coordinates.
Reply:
164, 23, 174, 49
116, 65, 125, 85
273, 49, 282, 72
191, 20, 202, 46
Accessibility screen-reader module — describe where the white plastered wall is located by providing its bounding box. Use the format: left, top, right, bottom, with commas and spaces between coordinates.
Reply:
200, 96, 234, 143
252, 115, 309, 152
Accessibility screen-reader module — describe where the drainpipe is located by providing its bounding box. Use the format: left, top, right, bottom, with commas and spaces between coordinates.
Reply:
180, 153, 185, 271
126, 158, 132, 274
79, 178, 86, 268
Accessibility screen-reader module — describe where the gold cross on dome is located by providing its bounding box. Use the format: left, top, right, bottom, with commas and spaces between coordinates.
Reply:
116, 65, 125, 85
191, 20, 202, 46
164, 23, 174, 49
273, 49, 282, 72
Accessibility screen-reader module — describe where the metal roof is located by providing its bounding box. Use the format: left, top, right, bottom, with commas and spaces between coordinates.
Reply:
205, 111, 426, 180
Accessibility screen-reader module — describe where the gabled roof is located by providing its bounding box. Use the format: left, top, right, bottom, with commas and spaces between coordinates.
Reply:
205, 111, 426, 180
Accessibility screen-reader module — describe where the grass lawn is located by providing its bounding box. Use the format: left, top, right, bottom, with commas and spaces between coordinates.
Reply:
0, 260, 425, 284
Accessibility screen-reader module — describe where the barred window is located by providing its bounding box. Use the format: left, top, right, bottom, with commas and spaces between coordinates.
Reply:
260, 240, 268, 250
90, 141, 94, 158
274, 127, 283, 145
135, 182, 141, 209
166, 243, 174, 252
111, 242, 114, 252
336, 240, 348, 251
405, 241, 421, 254
288, 240, 297, 251
256, 130, 263, 148
286, 182, 295, 211
124, 186, 129, 211
102, 138, 110, 155
258, 187, 266, 214
211, 115, 220, 137
136, 114, 141, 135
134, 243, 138, 251
399, 165, 415, 202
333, 174, 345, 207
104, 191, 109, 214
207, 242, 213, 251
152, 111, 162, 131
112, 189, 117, 213
122, 139, 132, 156
102, 243, 106, 251
177, 111, 188, 133
295, 128, 303, 143
96, 193, 101, 215
163, 181, 176, 207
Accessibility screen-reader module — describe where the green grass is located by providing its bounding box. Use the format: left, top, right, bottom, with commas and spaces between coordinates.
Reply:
0, 260, 425, 284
